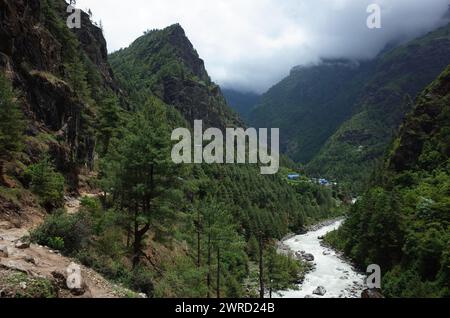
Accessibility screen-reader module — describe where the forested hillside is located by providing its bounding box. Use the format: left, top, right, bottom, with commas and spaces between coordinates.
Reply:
308, 22, 450, 191
250, 59, 372, 164
0, 0, 343, 298
109, 24, 242, 129
247, 21, 450, 192
325, 65, 450, 297
222, 89, 260, 122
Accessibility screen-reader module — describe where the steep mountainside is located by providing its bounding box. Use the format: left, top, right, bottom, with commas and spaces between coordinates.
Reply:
249, 59, 372, 163
308, 22, 450, 191
222, 89, 260, 122
109, 25, 242, 129
1, 2, 344, 298
327, 64, 450, 298
107, 23, 341, 234
0, 0, 119, 201
0, 0, 145, 298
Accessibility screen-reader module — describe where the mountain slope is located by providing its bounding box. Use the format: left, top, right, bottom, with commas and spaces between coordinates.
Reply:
249, 59, 372, 163
109, 24, 242, 129
222, 89, 260, 122
307, 22, 450, 191
328, 64, 450, 298
1, 3, 345, 299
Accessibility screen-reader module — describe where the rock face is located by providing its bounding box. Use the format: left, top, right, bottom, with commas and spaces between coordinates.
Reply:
0, 0, 119, 189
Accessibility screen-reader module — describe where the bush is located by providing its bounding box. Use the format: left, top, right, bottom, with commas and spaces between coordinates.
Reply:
31, 210, 91, 255
47, 236, 65, 251
127, 266, 155, 297
24, 157, 65, 211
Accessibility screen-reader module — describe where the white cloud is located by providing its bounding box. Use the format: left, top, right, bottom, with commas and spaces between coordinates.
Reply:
75, 0, 450, 93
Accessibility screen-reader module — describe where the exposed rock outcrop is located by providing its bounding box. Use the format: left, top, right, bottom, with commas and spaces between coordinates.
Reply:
109, 24, 243, 129
0, 0, 119, 190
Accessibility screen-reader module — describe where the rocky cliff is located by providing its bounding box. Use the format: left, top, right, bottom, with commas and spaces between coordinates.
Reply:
0, 0, 119, 189
109, 24, 243, 129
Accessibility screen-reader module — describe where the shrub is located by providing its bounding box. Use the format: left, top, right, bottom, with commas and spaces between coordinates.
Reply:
47, 236, 65, 251
24, 157, 65, 211
31, 210, 91, 255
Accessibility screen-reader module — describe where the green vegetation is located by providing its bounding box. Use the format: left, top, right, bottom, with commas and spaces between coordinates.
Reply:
250, 59, 371, 164
0, 271, 57, 298
222, 89, 260, 122
0, 72, 25, 185
109, 24, 241, 128
24, 157, 65, 211
101, 98, 185, 269
307, 23, 450, 193
31, 208, 91, 254
325, 66, 450, 298
1, 1, 368, 299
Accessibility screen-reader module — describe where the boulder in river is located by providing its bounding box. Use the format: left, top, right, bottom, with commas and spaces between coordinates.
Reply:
313, 286, 327, 296
303, 253, 315, 262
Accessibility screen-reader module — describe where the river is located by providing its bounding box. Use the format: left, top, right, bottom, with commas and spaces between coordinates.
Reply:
277, 220, 366, 298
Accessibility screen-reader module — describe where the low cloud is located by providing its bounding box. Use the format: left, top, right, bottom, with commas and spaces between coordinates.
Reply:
76, 0, 450, 93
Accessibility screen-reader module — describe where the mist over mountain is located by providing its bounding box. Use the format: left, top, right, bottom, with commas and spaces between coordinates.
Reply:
77, 0, 450, 93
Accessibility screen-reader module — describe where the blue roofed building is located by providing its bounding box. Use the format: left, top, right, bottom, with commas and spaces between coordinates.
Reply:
288, 174, 300, 180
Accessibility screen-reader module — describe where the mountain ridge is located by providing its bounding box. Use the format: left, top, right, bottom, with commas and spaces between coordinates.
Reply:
109, 24, 243, 129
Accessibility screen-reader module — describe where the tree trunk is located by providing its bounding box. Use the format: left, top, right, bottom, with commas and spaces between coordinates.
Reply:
206, 232, 211, 298
0, 160, 7, 186
216, 247, 221, 299
132, 212, 141, 269
126, 224, 131, 248
197, 209, 201, 268
132, 213, 150, 269
259, 237, 265, 299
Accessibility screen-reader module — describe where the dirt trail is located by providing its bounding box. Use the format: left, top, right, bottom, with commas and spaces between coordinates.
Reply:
0, 194, 136, 298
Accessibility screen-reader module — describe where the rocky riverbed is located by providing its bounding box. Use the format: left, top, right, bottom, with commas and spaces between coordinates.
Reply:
276, 220, 366, 298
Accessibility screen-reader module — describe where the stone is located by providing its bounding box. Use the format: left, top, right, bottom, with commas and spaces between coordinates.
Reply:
0, 245, 10, 258
24, 256, 38, 265
0, 260, 29, 274
15, 240, 30, 249
303, 253, 315, 262
313, 286, 327, 296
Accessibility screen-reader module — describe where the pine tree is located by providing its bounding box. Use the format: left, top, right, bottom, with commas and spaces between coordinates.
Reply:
97, 92, 122, 156
0, 72, 25, 186
101, 97, 185, 268
198, 197, 244, 298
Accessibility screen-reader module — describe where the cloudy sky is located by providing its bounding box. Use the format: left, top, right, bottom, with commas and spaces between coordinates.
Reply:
75, 0, 450, 93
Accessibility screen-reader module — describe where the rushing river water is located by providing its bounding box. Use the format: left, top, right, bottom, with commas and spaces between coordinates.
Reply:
277, 220, 366, 298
